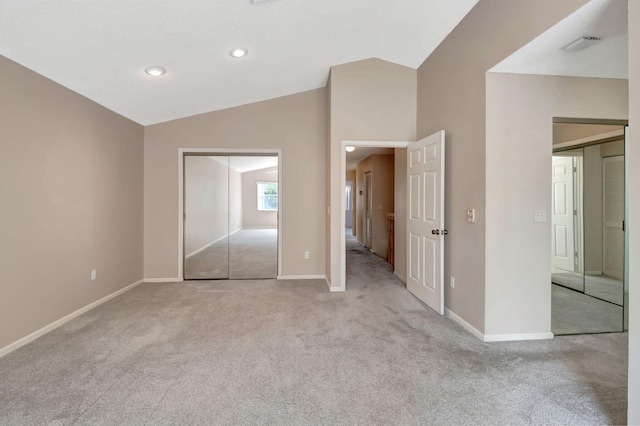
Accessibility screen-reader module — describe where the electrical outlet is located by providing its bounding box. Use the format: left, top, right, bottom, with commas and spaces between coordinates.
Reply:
450, 276, 455, 288
91, 270, 97, 281
304, 251, 310, 259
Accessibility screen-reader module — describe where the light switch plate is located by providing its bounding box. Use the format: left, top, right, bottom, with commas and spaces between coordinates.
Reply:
534, 209, 547, 223
466, 209, 476, 223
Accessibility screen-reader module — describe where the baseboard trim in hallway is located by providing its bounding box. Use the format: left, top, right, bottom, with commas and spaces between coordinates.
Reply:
0, 278, 144, 359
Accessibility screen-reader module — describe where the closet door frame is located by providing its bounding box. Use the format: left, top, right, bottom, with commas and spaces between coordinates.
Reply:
178, 148, 282, 280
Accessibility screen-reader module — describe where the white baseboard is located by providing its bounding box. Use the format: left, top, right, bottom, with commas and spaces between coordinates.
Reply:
445, 308, 484, 341
329, 286, 345, 292
483, 332, 554, 342
444, 308, 554, 342
393, 271, 406, 283
277, 274, 327, 280
144, 278, 183, 283
0, 278, 144, 359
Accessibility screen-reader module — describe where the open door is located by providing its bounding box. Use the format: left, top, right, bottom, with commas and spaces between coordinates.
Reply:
407, 130, 445, 314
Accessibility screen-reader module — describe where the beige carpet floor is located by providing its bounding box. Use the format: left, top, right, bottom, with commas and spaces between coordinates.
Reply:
552, 284, 624, 335
0, 234, 628, 425
552, 271, 624, 306
185, 228, 277, 280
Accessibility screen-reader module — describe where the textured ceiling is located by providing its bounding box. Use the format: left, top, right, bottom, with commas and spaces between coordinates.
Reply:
0, 0, 478, 125
492, 0, 628, 79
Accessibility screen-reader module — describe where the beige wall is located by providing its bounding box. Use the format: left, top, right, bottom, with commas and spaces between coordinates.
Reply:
394, 148, 408, 281
627, 2, 640, 423
144, 89, 326, 279
0, 56, 144, 350
328, 58, 416, 289
485, 73, 628, 337
355, 154, 394, 260
371, 155, 394, 260
416, 0, 588, 333
184, 156, 230, 255
345, 170, 356, 231
242, 166, 278, 228
355, 155, 372, 244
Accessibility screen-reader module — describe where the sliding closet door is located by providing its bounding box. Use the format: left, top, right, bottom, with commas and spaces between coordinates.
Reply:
183, 154, 278, 280
184, 156, 230, 279
228, 156, 278, 279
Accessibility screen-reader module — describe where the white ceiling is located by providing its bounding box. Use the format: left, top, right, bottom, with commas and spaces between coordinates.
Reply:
0, 0, 478, 125
491, 0, 628, 79
209, 156, 278, 173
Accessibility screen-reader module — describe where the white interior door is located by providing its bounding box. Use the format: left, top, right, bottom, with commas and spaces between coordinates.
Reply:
407, 130, 445, 315
552, 156, 576, 271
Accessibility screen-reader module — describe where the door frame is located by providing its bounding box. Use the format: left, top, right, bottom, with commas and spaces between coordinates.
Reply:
178, 148, 283, 280
339, 140, 411, 291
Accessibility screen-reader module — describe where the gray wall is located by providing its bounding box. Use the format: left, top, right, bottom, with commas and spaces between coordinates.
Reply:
0, 55, 144, 350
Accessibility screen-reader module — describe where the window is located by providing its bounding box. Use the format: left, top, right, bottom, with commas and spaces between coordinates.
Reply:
257, 182, 278, 211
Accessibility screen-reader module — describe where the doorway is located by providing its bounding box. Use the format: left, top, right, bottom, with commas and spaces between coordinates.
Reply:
180, 151, 281, 280
551, 120, 628, 334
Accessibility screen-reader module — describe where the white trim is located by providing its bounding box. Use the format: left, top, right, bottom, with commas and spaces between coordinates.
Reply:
0, 279, 144, 359
179, 148, 283, 280
144, 278, 183, 283
339, 140, 412, 291
393, 271, 406, 283
445, 308, 484, 341
329, 285, 344, 292
277, 274, 327, 280
553, 129, 624, 150
483, 332, 554, 342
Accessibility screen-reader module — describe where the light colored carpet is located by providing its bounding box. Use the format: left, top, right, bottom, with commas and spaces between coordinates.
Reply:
552, 271, 623, 306
0, 236, 628, 425
552, 284, 624, 335
185, 228, 277, 280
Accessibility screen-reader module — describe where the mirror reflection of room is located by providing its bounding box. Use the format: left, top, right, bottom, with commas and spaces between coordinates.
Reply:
551, 122, 627, 335
183, 154, 278, 280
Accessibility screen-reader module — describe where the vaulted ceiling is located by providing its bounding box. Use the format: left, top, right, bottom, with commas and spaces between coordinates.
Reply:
0, 0, 628, 127
0, 0, 478, 125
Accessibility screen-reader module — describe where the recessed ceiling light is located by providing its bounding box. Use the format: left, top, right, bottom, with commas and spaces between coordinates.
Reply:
230, 48, 248, 58
345, 146, 355, 152
145, 66, 166, 77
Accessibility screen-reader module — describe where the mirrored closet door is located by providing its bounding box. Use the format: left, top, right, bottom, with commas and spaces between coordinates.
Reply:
183, 154, 279, 280
551, 123, 627, 335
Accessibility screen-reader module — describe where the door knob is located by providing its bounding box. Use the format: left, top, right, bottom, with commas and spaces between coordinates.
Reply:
431, 229, 440, 235
442, 229, 449, 235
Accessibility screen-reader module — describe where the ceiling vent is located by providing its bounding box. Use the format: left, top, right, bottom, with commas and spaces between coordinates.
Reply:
563, 36, 601, 51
